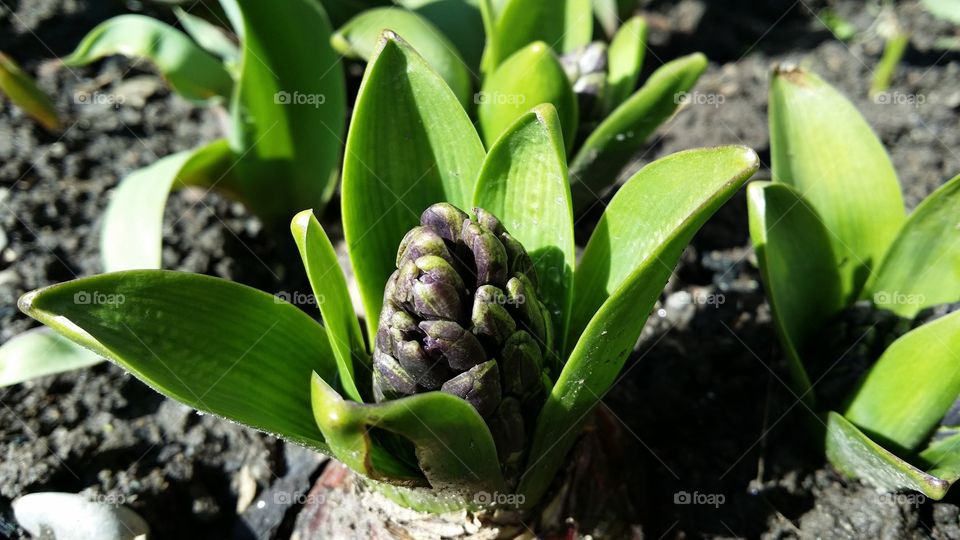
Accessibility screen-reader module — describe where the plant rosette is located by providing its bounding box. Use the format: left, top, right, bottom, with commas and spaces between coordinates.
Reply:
749, 65, 960, 499
19, 32, 759, 517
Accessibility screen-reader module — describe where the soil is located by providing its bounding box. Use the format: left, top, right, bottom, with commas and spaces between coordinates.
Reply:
1, 0, 958, 538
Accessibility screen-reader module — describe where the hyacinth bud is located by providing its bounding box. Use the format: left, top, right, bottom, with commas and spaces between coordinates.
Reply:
560, 42, 609, 122
373, 203, 552, 468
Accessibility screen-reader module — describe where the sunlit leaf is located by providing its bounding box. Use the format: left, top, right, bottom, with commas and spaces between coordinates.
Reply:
747, 182, 844, 403
173, 7, 240, 71
0, 328, 102, 387
520, 146, 758, 506
342, 32, 485, 341
332, 7, 472, 107
489, 0, 592, 69
477, 42, 577, 149
20, 271, 339, 452
228, 0, 347, 224
844, 311, 960, 453
291, 210, 367, 403
604, 16, 647, 114
569, 53, 707, 213
63, 15, 233, 102
769, 66, 906, 302
101, 139, 235, 272
0, 52, 61, 132
396, 0, 486, 71
868, 173, 960, 318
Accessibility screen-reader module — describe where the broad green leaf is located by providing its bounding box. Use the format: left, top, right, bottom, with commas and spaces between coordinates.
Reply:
101, 140, 235, 272
311, 374, 505, 499
0, 328, 102, 387
769, 67, 906, 302
478, 42, 577, 150
63, 15, 233, 102
228, 0, 346, 224
920, 433, 960, 484
826, 411, 951, 499
0, 52, 61, 132
489, 0, 593, 68
747, 182, 844, 403
20, 271, 338, 452
173, 7, 240, 70
342, 32, 485, 341
396, 0, 486, 72
569, 53, 707, 213
291, 210, 367, 403
520, 146, 759, 506
605, 16, 647, 114
845, 311, 960, 453
473, 105, 575, 351
868, 173, 960, 318
922, 0, 960, 25
332, 8, 472, 107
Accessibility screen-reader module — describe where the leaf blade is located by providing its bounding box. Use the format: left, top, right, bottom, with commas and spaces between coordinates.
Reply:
0, 52, 61, 132
769, 66, 906, 302
20, 271, 337, 452
342, 32, 485, 341
490, 0, 592, 68
63, 15, 233, 102
604, 16, 647, 114
520, 146, 759, 505
0, 328, 102, 387
869, 173, 960, 317
291, 210, 367, 402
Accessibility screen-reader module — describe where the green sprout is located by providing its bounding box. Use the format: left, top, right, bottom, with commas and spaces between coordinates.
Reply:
0, 51, 62, 133
749, 65, 960, 499
17, 32, 758, 513
331, 0, 707, 213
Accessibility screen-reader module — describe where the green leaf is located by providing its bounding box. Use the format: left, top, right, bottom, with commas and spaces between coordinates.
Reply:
869, 32, 910, 97
0, 52, 61, 132
332, 8, 472, 107
63, 15, 233, 102
318, 0, 392, 27
173, 7, 240, 70
342, 32, 485, 342
769, 66, 906, 302
920, 433, 960, 484
520, 146, 759, 506
396, 0, 486, 72
311, 373, 505, 499
291, 210, 367, 403
569, 53, 707, 213
101, 140, 235, 272
826, 411, 951, 499
228, 0, 347, 224
747, 182, 844, 403
0, 328, 102, 387
922, 0, 960, 25
844, 311, 960, 453
604, 16, 647, 114
473, 105, 575, 352
20, 271, 338, 451
489, 0, 593, 68
592, 0, 620, 37
478, 42, 577, 150
868, 173, 960, 318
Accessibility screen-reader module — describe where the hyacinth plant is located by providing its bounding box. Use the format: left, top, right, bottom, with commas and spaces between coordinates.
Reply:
749, 66, 960, 499
0, 0, 347, 386
332, 0, 708, 213
17, 31, 759, 513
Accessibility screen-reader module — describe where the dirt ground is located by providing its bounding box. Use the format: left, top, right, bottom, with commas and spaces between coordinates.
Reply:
0, 0, 958, 538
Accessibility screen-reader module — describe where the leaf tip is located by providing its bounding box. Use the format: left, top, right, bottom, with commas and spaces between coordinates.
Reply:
772, 62, 812, 86
18, 289, 38, 317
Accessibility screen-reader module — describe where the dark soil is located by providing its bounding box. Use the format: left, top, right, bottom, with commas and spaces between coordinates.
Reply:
1, 0, 958, 538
